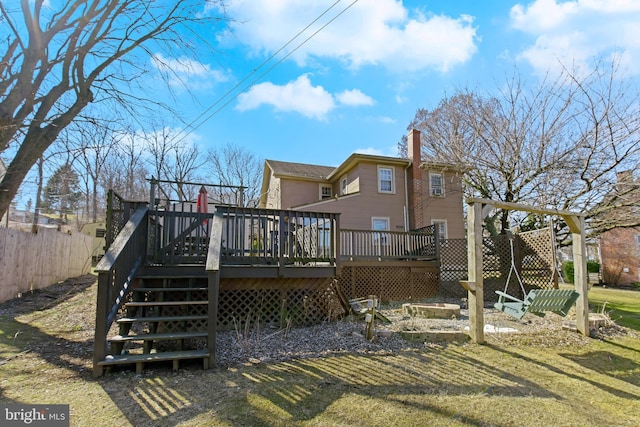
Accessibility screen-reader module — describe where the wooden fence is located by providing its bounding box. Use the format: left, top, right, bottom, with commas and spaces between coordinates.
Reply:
0, 227, 93, 303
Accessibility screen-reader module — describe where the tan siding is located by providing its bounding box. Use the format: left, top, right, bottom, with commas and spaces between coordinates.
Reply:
298, 162, 408, 230
280, 179, 326, 208
421, 169, 465, 239
265, 175, 281, 209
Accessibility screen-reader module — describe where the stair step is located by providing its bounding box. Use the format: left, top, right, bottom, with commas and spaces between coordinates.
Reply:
117, 315, 208, 324
98, 349, 210, 372
133, 287, 208, 292
125, 301, 208, 307
110, 331, 207, 342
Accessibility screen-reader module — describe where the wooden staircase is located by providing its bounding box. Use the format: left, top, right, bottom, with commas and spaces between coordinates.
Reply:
97, 273, 211, 374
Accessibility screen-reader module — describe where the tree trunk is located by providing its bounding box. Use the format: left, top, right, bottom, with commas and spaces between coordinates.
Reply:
31, 157, 44, 233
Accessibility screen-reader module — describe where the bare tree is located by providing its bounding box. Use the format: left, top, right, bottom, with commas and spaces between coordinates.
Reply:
163, 142, 206, 202
408, 60, 640, 239
0, 0, 226, 218
206, 144, 263, 207
67, 113, 121, 221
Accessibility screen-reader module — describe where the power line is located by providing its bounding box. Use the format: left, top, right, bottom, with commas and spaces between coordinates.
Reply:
169, 0, 360, 144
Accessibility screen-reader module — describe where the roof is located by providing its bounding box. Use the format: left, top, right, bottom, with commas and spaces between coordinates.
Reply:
265, 159, 335, 181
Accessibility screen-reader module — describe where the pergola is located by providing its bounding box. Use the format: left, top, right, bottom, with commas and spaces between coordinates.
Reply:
462, 198, 590, 343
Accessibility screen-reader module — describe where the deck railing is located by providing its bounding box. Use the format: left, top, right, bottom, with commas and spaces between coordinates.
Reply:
340, 225, 439, 261
215, 206, 339, 266
146, 203, 340, 267
147, 201, 213, 264
93, 206, 149, 376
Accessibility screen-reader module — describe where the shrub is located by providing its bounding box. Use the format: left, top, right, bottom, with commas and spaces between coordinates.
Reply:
562, 261, 600, 283
587, 261, 600, 274
563, 261, 574, 283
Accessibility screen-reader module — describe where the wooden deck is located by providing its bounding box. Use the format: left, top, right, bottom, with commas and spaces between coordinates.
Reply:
93, 195, 438, 376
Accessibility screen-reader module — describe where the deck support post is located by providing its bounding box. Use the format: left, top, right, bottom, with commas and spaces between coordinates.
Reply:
93, 273, 110, 377
207, 270, 219, 369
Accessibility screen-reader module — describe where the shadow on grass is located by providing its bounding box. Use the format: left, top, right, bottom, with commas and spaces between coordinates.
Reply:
0, 275, 96, 317
561, 350, 640, 388
493, 344, 639, 400
98, 344, 567, 427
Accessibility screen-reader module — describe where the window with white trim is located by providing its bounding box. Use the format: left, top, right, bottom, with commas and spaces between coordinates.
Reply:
430, 172, 444, 197
341, 176, 348, 195
378, 166, 394, 193
320, 184, 332, 200
431, 219, 447, 240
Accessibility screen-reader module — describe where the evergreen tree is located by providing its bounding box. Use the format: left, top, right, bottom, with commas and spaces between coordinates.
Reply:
42, 164, 82, 226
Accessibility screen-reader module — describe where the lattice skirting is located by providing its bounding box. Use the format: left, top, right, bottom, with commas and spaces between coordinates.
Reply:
217, 277, 344, 330
337, 261, 440, 302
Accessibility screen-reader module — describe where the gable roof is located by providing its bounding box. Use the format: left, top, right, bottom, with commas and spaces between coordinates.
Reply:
265, 159, 335, 181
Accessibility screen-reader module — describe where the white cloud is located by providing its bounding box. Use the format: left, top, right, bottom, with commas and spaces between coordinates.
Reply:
236, 74, 335, 120
336, 89, 374, 106
236, 75, 374, 120
216, 0, 478, 72
510, 0, 640, 75
151, 54, 231, 90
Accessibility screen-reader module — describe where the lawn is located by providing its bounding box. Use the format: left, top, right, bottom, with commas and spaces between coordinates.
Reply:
0, 277, 639, 427
588, 285, 640, 331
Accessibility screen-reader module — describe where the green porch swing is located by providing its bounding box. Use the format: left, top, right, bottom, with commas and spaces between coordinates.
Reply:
494, 231, 579, 320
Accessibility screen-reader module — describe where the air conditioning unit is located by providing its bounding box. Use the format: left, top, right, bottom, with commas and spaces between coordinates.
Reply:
432, 187, 443, 196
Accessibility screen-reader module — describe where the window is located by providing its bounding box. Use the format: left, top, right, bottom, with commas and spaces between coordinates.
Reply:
430, 172, 444, 197
378, 166, 394, 193
341, 176, 348, 195
96, 229, 106, 238
320, 185, 332, 199
372, 217, 390, 245
431, 220, 447, 240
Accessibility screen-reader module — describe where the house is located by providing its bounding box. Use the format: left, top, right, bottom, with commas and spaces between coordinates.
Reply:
597, 170, 640, 285
259, 129, 465, 239
599, 228, 639, 285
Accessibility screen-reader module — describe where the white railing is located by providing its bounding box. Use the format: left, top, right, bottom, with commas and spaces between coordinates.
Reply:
340, 226, 438, 261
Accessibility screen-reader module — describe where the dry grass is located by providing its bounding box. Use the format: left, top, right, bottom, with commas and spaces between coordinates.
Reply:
0, 276, 639, 427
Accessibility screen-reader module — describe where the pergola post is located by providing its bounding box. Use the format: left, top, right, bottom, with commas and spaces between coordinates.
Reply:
467, 201, 485, 344
567, 215, 589, 336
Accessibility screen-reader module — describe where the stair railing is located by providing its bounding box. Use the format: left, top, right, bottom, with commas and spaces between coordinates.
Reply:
93, 206, 149, 376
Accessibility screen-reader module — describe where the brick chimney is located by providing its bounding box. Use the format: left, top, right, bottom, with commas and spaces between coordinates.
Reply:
407, 129, 423, 229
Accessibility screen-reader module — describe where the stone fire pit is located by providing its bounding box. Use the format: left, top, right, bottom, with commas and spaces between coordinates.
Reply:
402, 302, 461, 319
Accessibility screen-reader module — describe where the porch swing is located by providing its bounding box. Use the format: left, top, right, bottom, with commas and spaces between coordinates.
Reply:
494, 231, 579, 320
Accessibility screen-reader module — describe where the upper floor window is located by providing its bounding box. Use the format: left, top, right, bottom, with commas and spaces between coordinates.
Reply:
378, 166, 394, 193
341, 176, 348, 195
320, 184, 332, 200
430, 172, 444, 197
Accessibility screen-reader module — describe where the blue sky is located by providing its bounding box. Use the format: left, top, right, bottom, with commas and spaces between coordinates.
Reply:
162, 0, 639, 168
